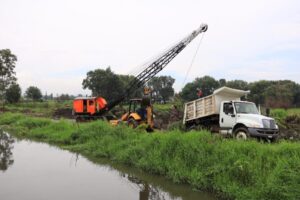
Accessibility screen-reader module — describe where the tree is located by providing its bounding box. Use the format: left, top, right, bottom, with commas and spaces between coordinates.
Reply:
147, 76, 175, 103
248, 80, 272, 105
0, 49, 17, 107
82, 67, 124, 102
294, 83, 300, 107
264, 83, 293, 108
180, 76, 220, 101
219, 79, 226, 87
25, 86, 42, 101
226, 80, 249, 90
247, 80, 300, 108
5, 83, 21, 103
56, 94, 74, 101
118, 74, 143, 98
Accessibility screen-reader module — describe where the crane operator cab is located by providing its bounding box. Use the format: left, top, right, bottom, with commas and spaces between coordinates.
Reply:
73, 96, 108, 121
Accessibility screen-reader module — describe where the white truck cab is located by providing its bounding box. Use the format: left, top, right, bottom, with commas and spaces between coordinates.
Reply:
183, 87, 279, 140
219, 100, 278, 140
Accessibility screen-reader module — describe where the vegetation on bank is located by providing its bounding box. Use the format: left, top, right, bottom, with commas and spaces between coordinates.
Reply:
270, 108, 300, 120
3, 100, 72, 117
0, 113, 299, 200
270, 108, 300, 140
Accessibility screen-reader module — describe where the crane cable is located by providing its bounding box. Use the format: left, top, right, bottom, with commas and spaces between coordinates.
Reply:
128, 32, 189, 77
181, 32, 206, 88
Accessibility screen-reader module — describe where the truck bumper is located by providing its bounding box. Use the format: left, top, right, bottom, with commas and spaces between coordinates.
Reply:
248, 128, 279, 139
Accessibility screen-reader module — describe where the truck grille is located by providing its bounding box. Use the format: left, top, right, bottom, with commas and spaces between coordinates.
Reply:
262, 119, 276, 129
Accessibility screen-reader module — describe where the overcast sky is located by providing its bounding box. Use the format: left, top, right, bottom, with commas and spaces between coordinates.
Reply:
1, 0, 299, 96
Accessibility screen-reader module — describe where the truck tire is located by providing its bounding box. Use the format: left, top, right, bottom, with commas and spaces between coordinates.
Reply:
127, 118, 138, 129
234, 127, 249, 140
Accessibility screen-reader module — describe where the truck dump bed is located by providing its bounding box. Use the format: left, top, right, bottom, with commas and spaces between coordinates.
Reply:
183, 87, 250, 123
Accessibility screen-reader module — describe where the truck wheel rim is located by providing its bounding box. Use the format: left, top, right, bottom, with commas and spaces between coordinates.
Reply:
236, 131, 247, 140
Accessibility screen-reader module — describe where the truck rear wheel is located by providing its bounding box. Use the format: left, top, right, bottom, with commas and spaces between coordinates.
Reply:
234, 127, 249, 140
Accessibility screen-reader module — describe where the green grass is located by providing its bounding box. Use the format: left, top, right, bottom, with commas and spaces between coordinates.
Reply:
153, 103, 174, 112
285, 108, 300, 115
0, 112, 300, 200
270, 108, 300, 129
4, 100, 72, 117
271, 108, 300, 120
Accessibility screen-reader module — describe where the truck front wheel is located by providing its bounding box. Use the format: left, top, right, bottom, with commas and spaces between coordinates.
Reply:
234, 127, 249, 140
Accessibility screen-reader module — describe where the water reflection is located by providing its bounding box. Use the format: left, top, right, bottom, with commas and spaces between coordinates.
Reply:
0, 130, 14, 171
82, 151, 216, 200
124, 174, 167, 200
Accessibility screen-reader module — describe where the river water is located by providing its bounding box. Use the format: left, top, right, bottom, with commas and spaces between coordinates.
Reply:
0, 131, 216, 200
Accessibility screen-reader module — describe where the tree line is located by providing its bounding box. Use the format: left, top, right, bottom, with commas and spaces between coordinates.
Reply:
0, 49, 74, 105
180, 76, 300, 108
84, 68, 300, 108
1, 49, 299, 109
82, 67, 175, 103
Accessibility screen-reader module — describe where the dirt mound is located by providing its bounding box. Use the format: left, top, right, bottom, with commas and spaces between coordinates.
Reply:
154, 107, 183, 130
0, 107, 9, 112
53, 108, 73, 119
285, 115, 300, 124
279, 126, 300, 140
278, 115, 300, 140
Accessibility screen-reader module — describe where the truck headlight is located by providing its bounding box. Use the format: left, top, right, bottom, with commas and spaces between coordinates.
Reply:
248, 123, 262, 128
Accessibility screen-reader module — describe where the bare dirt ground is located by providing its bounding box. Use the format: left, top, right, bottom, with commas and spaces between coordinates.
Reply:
278, 115, 300, 140
53, 108, 74, 119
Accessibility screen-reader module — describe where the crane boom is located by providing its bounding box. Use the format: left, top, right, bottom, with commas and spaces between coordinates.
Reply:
106, 24, 208, 112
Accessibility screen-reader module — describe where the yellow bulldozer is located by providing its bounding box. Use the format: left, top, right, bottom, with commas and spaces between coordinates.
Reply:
110, 88, 154, 132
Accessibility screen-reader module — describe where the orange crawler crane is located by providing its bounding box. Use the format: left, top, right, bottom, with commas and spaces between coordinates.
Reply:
73, 24, 208, 128
73, 97, 110, 121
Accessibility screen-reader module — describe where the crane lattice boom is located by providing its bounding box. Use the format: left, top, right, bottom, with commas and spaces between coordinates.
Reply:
106, 24, 208, 111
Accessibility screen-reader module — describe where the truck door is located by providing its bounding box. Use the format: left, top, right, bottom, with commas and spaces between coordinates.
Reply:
220, 102, 236, 129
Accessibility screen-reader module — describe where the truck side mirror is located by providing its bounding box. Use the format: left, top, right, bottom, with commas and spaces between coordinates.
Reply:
231, 114, 236, 117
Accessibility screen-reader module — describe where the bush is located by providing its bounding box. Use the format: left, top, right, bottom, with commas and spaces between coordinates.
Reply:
167, 121, 185, 131
270, 109, 288, 120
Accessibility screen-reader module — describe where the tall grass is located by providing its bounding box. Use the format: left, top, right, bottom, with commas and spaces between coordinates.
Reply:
0, 112, 299, 200
4, 100, 72, 117
271, 108, 300, 120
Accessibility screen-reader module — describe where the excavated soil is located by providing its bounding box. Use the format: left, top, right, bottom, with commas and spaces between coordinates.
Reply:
278, 115, 300, 140
53, 108, 74, 119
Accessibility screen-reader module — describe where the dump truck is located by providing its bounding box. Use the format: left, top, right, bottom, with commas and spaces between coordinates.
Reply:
183, 87, 279, 140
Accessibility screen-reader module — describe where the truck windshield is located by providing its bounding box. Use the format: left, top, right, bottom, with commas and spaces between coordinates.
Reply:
234, 102, 259, 114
